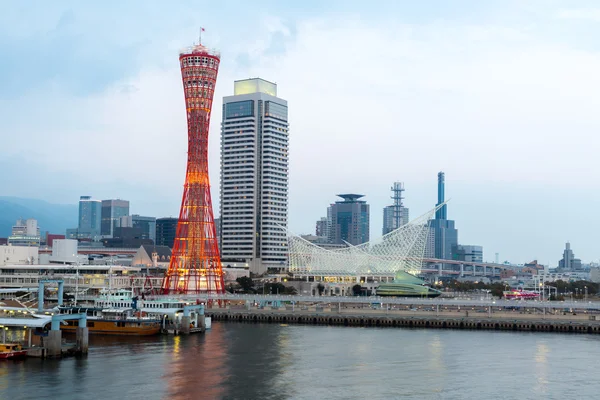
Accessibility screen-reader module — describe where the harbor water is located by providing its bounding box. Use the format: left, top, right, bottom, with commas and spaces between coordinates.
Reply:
1, 323, 598, 399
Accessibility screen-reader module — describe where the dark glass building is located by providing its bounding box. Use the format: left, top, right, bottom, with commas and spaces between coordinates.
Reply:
329, 194, 370, 246
131, 215, 156, 243
100, 199, 130, 238
156, 217, 178, 249
78, 196, 102, 240
102, 227, 153, 248
431, 172, 458, 260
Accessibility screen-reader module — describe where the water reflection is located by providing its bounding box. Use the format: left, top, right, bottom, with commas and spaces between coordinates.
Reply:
165, 323, 228, 399
534, 341, 549, 393
0, 326, 598, 400
219, 323, 287, 399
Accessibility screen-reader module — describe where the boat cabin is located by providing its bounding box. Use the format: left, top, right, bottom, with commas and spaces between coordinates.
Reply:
0, 343, 22, 352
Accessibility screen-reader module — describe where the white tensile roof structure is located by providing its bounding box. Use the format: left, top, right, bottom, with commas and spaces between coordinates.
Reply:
288, 205, 442, 276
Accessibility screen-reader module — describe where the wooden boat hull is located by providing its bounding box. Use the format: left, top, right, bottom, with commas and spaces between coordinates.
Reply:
0, 351, 27, 359
60, 320, 161, 336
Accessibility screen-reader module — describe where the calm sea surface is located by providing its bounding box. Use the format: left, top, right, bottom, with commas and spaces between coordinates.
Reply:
0, 323, 598, 400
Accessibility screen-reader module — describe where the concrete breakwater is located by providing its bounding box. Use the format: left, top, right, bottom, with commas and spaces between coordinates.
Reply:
206, 310, 600, 334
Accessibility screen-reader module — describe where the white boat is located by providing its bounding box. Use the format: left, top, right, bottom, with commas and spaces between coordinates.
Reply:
88, 290, 210, 333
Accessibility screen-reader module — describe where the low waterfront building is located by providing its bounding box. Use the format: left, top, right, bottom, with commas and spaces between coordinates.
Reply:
0, 245, 38, 266
132, 245, 172, 268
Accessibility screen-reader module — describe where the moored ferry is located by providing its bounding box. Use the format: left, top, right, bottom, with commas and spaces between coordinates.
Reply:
0, 343, 27, 359
58, 307, 162, 336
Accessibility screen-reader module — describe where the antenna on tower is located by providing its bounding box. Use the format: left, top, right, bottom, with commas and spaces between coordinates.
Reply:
199, 26, 205, 45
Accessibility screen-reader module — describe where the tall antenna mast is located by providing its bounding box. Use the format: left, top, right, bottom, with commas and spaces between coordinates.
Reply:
199, 26, 205, 45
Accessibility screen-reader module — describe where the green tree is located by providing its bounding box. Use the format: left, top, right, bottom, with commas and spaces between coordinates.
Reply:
236, 276, 255, 293
264, 282, 286, 294
283, 286, 297, 295
352, 284, 362, 296
317, 283, 325, 296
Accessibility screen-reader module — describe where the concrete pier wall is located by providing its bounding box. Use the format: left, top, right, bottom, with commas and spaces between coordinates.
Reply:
46, 330, 62, 357
76, 327, 88, 354
207, 310, 600, 334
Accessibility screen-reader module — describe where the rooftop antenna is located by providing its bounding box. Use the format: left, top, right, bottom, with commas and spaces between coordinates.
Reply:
199, 26, 205, 45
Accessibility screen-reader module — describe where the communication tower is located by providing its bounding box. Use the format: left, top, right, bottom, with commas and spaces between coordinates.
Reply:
162, 40, 225, 294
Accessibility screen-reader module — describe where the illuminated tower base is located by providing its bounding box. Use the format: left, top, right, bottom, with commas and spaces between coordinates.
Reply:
162, 42, 225, 294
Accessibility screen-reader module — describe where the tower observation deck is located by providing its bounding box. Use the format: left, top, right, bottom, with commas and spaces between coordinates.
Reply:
162, 42, 225, 294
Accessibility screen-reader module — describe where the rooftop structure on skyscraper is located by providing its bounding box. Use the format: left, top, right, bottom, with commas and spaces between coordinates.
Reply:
383, 182, 409, 235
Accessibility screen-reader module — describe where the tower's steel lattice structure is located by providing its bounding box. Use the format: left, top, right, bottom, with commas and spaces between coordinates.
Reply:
289, 206, 440, 277
162, 43, 225, 294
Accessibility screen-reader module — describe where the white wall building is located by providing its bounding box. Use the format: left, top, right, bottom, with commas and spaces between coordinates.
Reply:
0, 245, 39, 266
220, 78, 289, 275
8, 218, 41, 246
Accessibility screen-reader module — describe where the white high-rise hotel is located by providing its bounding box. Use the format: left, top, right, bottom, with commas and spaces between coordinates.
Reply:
219, 78, 289, 274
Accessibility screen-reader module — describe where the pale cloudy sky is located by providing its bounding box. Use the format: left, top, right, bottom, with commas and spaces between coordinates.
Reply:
1, 0, 600, 265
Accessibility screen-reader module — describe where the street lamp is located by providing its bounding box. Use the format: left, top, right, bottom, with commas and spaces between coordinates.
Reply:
585, 286, 588, 302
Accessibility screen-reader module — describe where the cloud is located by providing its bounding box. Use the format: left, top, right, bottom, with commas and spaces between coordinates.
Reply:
556, 8, 600, 21
3, 2, 600, 263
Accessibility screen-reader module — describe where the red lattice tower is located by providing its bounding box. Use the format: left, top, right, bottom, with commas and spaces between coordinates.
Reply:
162, 42, 225, 294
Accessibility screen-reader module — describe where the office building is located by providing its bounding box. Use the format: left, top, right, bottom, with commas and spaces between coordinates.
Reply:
329, 194, 370, 246
428, 172, 458, 260
558, 242, 582, 271
45, 233, 65, 247
101, 199, 130, 237
117, 215, 156, 243
453, 245, 483, 263
8, 218, 41, 246
214, 217, 222, 248
66, 228, 78, 240
156, 218, 178, 249
78, 196, 102, 240
102, 227, 153, 248
220, 78, 289, 274
382, 182, 409, 235
315, 217, 328, 239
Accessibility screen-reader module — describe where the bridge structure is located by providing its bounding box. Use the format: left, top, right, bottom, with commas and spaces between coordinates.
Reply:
421, 258, 509, 278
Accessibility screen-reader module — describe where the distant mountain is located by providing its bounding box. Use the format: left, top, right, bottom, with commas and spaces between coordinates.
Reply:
0, 197, 78, 237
